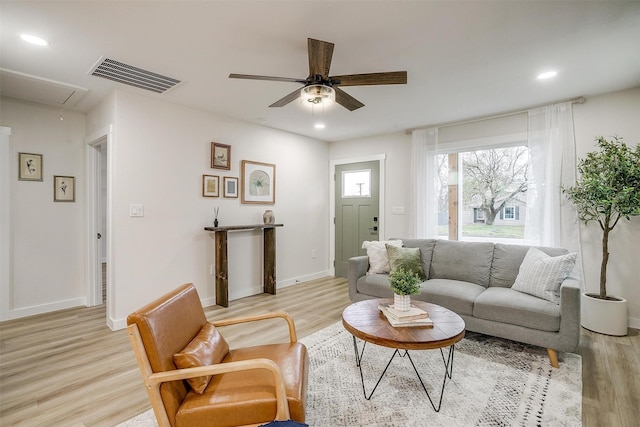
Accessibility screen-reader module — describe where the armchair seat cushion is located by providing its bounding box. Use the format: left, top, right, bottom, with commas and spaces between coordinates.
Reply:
177, 343, 308, 427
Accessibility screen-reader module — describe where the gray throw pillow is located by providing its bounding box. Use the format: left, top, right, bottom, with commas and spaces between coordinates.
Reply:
511, 247, 576, 304
386, 244, 426, 281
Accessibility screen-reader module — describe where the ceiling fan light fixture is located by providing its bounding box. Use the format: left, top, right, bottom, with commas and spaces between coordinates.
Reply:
301, 84, 335, 106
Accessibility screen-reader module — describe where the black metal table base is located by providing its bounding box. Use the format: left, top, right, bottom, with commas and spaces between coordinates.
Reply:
352, 336, 456, 412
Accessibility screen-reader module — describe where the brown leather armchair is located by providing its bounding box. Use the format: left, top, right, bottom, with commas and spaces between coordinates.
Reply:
127, 283, 308, 427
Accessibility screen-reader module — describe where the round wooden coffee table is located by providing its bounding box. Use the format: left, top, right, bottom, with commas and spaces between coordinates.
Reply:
342, 298, 465, 412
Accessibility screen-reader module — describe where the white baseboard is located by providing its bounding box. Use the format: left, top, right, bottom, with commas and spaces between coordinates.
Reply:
628, 316, 640, 330
10, 297, 87, 320
278, 270, 330, 288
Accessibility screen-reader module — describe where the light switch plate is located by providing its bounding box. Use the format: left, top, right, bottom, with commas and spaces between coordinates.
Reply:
392, 206, 405, 215
130, 204, 144, 217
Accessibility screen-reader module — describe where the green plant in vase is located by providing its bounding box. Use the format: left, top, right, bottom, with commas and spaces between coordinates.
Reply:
389, 266, 422, 311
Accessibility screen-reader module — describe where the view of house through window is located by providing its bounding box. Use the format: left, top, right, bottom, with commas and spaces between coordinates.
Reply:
342, 169, 371, 197
435, 145, 528, 243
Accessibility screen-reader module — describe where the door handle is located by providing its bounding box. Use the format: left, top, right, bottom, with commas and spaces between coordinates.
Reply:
97, 233, 102, 239
368, 226, 378, 231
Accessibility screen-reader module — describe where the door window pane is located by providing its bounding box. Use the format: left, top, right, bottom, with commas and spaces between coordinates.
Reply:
342, 169, 371, 197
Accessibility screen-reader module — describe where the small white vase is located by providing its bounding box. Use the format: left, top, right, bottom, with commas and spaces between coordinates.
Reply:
263, 210, 275, 224
581, 293, 628, 336
394, 293, 411, 312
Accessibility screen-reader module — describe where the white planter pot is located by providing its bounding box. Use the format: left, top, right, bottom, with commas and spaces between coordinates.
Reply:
581, 293, 628, 336
393, 293, 411, 312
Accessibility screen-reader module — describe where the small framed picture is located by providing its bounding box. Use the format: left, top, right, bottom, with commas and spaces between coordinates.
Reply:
211, 142, 231, 170
241, 160, 275, 204
203, 174, 220, 197
223, 177, 238, 198
18, 152, 43, 181
54, 176, 75, 202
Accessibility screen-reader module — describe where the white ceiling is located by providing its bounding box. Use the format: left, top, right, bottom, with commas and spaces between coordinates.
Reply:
1, 1, 639, 142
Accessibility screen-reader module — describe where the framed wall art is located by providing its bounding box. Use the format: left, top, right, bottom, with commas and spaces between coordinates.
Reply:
54, 176, 75, 202
18, 152, 43, 181
241, 160, 275, 204
223, 176, 238, 198
211, 142, 231, 170
202, 174, 220, 197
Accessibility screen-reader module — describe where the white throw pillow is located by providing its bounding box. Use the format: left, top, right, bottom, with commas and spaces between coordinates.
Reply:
511, 247, 577, 304
362, 240, 403, 274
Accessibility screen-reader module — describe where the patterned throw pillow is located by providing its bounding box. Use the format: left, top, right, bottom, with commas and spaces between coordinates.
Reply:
362, 240, 403, 274
511, 247, 577, 304
385, 244, 426, 281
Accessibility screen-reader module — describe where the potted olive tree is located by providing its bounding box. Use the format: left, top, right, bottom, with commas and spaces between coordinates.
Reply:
563, 136, 640, 336
389, 266, 422, 311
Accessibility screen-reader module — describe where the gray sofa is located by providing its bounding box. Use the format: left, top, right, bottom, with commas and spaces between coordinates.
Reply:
348, 239, 581, 367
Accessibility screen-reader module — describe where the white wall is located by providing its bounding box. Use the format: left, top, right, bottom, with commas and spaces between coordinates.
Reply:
1, 98, 87, 318
573, 87, 640, 328
329, 86, 640, 329
88, 91, 330, 327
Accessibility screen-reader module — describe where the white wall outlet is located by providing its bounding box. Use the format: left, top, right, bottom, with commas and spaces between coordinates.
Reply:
311, 249, 317, 259
129, 204, 144, 217
209, 265, 214, 276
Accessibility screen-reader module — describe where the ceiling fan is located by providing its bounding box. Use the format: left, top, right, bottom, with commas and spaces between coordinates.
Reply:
229, 38, 407, 111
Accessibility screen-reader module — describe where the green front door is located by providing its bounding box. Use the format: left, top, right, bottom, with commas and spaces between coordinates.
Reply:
334, 161, 380, 277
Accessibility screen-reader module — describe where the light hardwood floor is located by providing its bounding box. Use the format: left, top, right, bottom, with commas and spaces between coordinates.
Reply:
1, 276, 639, 426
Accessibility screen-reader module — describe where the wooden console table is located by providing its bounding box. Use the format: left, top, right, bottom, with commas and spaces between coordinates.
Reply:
204, 224, 283, 307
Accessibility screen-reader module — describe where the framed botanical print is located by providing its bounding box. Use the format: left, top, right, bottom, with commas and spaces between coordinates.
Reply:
202, 174, 220, 197
54, 176, 75, 202
241, 160, 275, 204
223, 176, 238, 198
211, 142, 231, 170
18, 152, 43, 181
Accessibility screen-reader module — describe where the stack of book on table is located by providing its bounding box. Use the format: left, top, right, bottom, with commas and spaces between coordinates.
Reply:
378, 302, 433, 328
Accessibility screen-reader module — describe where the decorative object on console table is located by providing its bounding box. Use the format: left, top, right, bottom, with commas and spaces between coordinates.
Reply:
388, 266, 421, 312
563, 136, 640, 336
241, 160, 275, 204
213, 207, 219, 227
263, 209, 275, 224
211, 142, 231, 170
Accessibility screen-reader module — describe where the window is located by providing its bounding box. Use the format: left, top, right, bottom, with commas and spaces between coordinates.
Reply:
342, 169, 371, 197
434, 145, 528, 242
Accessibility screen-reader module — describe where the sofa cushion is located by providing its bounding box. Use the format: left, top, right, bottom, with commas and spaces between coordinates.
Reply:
356, 274, 394, 299
490, 243, 569, 288
511, 248, 576, 304
173, 322, 230, 394
362, 240, 403, 274
417, 278, 485, 316
402, 239, 437, 279
386, 245, 426, 280
429, 240, 495, 287
473, 287, 561, 331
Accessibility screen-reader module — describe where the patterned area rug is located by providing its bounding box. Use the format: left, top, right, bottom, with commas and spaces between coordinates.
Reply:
119, 322, 581, 426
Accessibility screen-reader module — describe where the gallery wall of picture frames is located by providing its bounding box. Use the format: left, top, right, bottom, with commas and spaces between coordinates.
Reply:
203, 142, 275, 204
18, 152, 76, 203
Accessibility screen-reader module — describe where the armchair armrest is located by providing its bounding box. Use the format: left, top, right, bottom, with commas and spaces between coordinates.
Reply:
211, 310, 298, 343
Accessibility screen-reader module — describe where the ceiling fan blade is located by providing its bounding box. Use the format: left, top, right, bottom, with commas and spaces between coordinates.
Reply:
229, 73, 306, 84
335, 87, 364, 111
269, 88, 301, 107
307, 38, 334, 80
330, 71, 407, 86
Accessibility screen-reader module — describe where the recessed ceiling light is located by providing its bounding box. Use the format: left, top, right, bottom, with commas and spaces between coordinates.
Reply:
537, 71, 558, 80
20, 34, 50, 46
314, 123, 326, 129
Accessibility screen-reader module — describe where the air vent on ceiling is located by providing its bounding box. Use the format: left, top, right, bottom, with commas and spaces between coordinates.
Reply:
89, 57, 181, 93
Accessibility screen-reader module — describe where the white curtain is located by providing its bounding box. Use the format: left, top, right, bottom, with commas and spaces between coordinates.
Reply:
525, 102, 581, 255
411, 128, 439, 238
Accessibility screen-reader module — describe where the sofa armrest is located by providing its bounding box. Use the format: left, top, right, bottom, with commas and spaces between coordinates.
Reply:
558, 277, 581, 352
348, 256, 369, 302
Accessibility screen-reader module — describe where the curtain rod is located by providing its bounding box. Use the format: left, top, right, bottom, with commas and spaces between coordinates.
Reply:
405, 96, 585, 134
